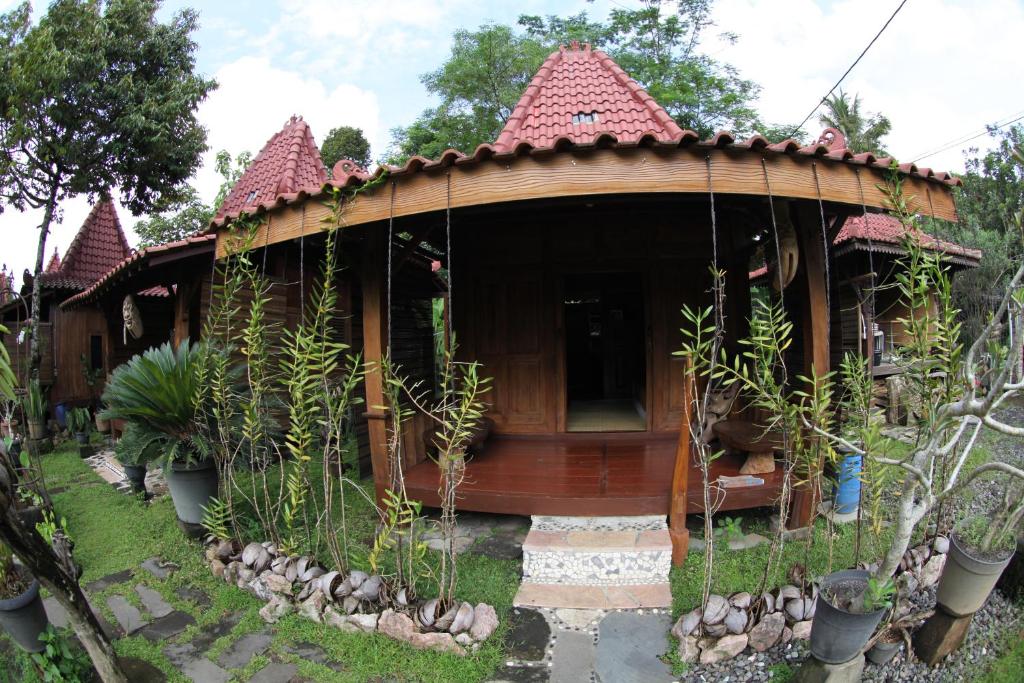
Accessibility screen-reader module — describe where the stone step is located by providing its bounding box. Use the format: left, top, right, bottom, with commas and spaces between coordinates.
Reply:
515, 515, 672, 609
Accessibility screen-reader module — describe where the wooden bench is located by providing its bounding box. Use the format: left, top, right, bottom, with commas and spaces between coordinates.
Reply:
712, 420, 785, 475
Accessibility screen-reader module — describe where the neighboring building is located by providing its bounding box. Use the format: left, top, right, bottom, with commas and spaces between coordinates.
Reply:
0, 199, 136, 407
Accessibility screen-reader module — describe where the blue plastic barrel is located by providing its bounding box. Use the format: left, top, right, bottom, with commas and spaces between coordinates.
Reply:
834, 453, 862, 514
54, 403, 68, 429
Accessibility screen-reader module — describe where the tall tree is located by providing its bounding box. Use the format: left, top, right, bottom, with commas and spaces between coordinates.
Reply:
132, 149, 251, 248
0, 0, 215, 378
389, 1, 765, 162
320, 126, 371, 172
818, 89, 891, 156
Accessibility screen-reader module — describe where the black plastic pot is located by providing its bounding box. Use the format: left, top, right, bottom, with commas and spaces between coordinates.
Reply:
936, 534, 1015, 617
74, 432, 89, 445
809, 569, 887, 664
0, 578, 49, 652
165, 459, 218, 525
123, 464, 148, 495
866, 638, 901, 665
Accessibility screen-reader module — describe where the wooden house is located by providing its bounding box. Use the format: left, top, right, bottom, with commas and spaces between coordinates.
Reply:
197, 44, 963, 562
0, 200, 137, 408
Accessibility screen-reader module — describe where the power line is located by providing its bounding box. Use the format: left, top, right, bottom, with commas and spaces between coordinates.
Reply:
792, 0, 909, 136
909, 110, 1024, 163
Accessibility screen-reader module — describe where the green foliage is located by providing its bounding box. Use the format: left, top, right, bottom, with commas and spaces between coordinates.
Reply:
768, 662, 795, 683
78, 354, 101, 389
66, 407, 90, 434
321, 126, 372, 171
112, 422, 163, 468
100, 341, 209, 466
390, 1, 770, 162
367, 489, 426, 576
714, 516, 744, 545
133, 149, 253, 248
29, 626, 90, 683
200, 496, 233, 542
34, 507, 69, 547
24, 378, 46, 421
862, 576, 895, 612
817, 90, 891, 156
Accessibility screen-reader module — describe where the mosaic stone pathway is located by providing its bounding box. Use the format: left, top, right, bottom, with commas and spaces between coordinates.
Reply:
515, 516, 673, 609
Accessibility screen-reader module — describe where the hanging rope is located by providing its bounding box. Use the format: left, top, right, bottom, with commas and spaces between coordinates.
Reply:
445, 170, 453, 343
811, 161, 833, 339
854, 169, 878, 342
386, 180, 396, 354
298, 210, 306, 325
760, 158, 787, 309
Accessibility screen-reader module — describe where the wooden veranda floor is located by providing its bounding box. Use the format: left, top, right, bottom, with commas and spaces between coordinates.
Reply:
403, 433, 787, 516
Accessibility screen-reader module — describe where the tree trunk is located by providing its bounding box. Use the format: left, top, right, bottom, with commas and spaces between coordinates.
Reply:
876, 471, 920, 579
28, 189, 58, 382
0, 463, 127, 681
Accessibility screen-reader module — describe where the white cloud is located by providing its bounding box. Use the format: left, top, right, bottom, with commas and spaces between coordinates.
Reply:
710, 0, 1024, 172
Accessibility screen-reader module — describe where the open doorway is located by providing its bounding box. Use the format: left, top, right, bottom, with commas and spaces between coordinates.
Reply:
564, 273, 646, 431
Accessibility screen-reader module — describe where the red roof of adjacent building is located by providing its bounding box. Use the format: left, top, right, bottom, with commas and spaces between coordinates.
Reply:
494, 43, 684, 151
39, 199, 132, 290
835, 213, 982, 261
214, 115, 328, 222
44, 248, 61, 273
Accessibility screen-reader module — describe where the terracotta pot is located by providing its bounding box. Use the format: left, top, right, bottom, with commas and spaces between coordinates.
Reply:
936, 534, 1015, 617
809, 569, 887, 664
26, 420, 46, 441
0, 578, 49, 652
95, 415, 110, 433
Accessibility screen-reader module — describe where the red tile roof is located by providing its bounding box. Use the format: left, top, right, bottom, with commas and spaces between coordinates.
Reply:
61, 234, 216, 309
39, 199, 132, 290
214, 115, 328, 222
836, 213, 982, 261
44, 248, 61, 273
494, 43, 684, 151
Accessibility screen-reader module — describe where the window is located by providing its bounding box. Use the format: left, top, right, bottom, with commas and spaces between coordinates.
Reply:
571, 111, 600, 125
89, 335, 103, 372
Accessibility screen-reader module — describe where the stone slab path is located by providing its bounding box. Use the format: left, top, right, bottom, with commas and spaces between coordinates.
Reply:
488, 605, 674, 683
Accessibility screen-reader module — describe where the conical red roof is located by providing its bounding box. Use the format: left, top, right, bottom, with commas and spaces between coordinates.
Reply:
44, 248, 61, 273
39, 199, 132, 290
495, 42, 684, 152
214, 115, 328, 222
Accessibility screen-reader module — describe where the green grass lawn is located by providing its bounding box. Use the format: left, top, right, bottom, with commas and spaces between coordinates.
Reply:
2, 442, 520, 682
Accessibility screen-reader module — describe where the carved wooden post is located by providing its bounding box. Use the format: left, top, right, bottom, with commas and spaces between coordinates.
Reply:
669, 358, 692, 566
361, 227, 390, 505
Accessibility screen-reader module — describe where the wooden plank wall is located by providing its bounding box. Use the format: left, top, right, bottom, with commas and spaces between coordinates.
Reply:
51, 306, 108, 404
3, 322, 54, 386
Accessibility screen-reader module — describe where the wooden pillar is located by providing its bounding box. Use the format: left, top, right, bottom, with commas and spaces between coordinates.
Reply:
788, 202, 830, 530
669, 358, 692, 566
360, 228, 390, 505
172, 279, 195, 349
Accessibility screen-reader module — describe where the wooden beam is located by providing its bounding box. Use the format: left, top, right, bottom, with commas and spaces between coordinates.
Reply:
360, 229, 390, 505
669, 358, 692, 566
391, 222, 437, 275
172, 278, 196, 349
217, 147, 958, 256
788, 202, 831, 530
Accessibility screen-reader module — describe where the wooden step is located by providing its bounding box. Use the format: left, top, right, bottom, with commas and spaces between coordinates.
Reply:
514, 582, 672, 609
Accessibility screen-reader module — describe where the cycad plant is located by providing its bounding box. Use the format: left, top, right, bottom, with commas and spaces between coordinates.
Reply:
100, 341, 210, 466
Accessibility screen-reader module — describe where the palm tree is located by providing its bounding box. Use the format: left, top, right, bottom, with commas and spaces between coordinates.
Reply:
819, 90, 891, 156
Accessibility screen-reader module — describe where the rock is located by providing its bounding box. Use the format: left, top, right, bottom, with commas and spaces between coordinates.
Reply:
555, 608, 602, 630
724, 608, 748, 634
900, 571, 919, 596
469, 603, 498, 642
786, 597, 814, 622
933, 535, 950, 554
730, 592, 752, 609
349, 612, 378, 633
236, 567, 255, 586
259, 595, 292, 624
247, 577, 273, 601
748, 612, 785, 652
919, 553, 946, 589
672, 608, 702, 638
704, 622, 727, 637
323, 608, 357, 632
677, 635, 700, 663
781, 626, 793, 644
449, 602, 475, 634
223, 561, 241, 584
455, 633, 474, 647
409, 631, 466, 655
778, 585, 801, 601
205, 545, 218, 562
792, 620, 812, 640
298, 589, 328, 623
263, 573, 293, 595
379, 609, 418, 643
210, 560, 226, 578
698, 634, 748, 664
703, 594, 729, 624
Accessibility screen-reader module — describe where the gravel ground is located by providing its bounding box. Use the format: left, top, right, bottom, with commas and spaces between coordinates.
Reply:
683, 399, 1024, 682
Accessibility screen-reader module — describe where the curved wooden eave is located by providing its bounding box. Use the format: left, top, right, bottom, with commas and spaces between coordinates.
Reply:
216, 146, 957, 257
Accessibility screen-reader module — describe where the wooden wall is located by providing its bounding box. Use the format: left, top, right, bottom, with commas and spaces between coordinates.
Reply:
50, 306, 108, 404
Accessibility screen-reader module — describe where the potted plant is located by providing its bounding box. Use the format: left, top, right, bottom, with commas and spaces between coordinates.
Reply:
809, 571, 893, 664
94, 403, 110, 434
0, 543, 49, 652
23, 379, 47, 441
866, 624, 903, 665
936, 500, 1020, 617
67, 407, 91, 445
113, 422, 164, 496
101, 341, 217, 528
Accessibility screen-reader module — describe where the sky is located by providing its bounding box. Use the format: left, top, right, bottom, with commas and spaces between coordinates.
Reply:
0, 0, 1022, 287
